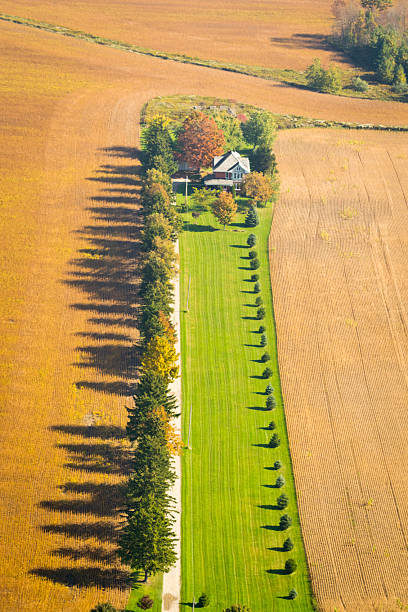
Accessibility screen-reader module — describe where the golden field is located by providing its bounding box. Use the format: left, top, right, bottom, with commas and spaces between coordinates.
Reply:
2, 0, 347, 71
272, 129, 408, 611
0, 11, 408, 611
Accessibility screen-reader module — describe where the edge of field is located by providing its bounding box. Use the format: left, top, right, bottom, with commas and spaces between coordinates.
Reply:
1, 11, 408, 109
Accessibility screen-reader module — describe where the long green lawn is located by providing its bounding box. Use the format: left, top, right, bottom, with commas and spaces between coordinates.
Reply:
179, 204, 314, 611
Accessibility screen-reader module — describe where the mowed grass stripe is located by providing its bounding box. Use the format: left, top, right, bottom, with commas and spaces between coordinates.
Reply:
179, 210, 314, 611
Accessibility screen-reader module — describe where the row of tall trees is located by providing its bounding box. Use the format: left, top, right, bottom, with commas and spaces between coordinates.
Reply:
331, 0, 408, 88
119, 116, 183, 584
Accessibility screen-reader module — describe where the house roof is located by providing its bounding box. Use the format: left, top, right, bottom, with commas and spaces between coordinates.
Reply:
203, 175, 234, 187
213, 151, 250, 173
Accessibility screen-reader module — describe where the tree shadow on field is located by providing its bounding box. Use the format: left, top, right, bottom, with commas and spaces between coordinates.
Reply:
35, 146, 142, 591
62, 145, 144, 395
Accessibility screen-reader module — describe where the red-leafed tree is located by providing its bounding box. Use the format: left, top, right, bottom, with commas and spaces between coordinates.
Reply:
176, 111, 225, 170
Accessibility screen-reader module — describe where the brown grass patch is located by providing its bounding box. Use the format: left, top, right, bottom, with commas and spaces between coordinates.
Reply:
271, 128, 408, 612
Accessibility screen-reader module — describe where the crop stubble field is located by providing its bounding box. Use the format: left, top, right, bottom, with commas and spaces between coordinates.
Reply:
1, 0, 346, 72
1, 12, 408, 611
271, 129, 408, 612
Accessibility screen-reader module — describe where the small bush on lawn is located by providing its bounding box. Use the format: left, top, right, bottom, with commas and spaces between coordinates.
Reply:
250, 258, 260, 270
276, 474, 285, 487
285, 559, 297, 574
269, 420, 276, 430
138, 595, 154, 609
269, 433, 281, 448
265, 383, 274, 395
263, 367, 273, 379
247, 233, 256, 247
288, 588, 298, 600
283, 537, 294, 551
261, 352, 270, 362
277, 493, 289, 509
253, 281, 261, 293
255, 296, 263, 306
198, 593, 210, 608
279, 514, 292, 530
266, 395, 276, 410
258, 324, 265, 333
257, 306, 266, 319
260, 333, 267, 346
251, 273, 259, 282
245, 204, 259, 227
248, 250, 257, 259
273, 460, 282, 470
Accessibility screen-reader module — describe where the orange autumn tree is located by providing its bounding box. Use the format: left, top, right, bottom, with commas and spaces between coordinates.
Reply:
211, 191, 238, 229
177, 111, 225, 171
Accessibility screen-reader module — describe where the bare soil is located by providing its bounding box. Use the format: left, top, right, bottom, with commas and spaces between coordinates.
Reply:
271, 128, 408, 612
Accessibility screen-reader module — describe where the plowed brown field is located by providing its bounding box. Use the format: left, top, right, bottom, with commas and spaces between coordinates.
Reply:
2, 0, 346, 71
271, 129, 408, 612
1, 13, 408, 609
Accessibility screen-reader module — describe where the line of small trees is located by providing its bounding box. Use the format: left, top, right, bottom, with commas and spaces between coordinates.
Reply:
244, 232, 298, 599
118, 116, 183, 592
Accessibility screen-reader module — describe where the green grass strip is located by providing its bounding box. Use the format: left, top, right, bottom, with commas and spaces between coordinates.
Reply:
179, 204, 314, 611
1, 12, 408, 111
126, 572, 163, 611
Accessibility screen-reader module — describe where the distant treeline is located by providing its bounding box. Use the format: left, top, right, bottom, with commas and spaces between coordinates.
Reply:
331, 0, 408, 88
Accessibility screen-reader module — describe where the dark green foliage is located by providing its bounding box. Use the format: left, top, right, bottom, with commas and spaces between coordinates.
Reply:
261, 352, 270, 362
361, 0, 392, 9
276, 474, 285, 487
247, 233, 256, 247
279, 514, 292, 530
248, 250, 257, 259
250, 258, 260, 270
249, 145, 277, 175
266, 395, 276, 410
258, 324, 265, 333
256, 306, 266, 320
253, 282, 261, 294
305, 58, 342, 93
273, 460, 282, 470
285, 558, 297, 574
138, 595, 154, 609
288, 588, 298, 600
251, 273, 259, 282
223, 606, 251, 612
283, 537, 294, 551
269, 433, 281, 448
198, 593, 210, 608
143, 120, 177, 175
262, 367, 273, 379
255, 296, 263, 306
260, 333, 267, 347
241, 111, 276, 148
265, 383, 274, 395
268, 420, 276, 430
91, 604, 118, 612
277, 493, 289, 510
245, 204, 259, 227
119, 492, 176, 581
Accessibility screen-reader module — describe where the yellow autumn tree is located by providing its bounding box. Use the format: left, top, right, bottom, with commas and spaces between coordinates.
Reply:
141, 335, 179, 383
152, 406, 183, 456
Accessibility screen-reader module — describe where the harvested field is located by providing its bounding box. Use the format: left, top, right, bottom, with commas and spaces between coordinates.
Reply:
1, 0, 347, 71
271, 128, 408, 612
1, 14, 407, 609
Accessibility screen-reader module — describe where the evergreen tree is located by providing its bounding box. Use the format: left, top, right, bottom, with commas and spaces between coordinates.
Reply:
143, 116, 177, 175
245, 204, 260, 227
